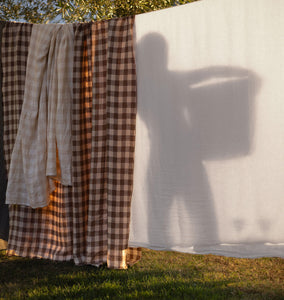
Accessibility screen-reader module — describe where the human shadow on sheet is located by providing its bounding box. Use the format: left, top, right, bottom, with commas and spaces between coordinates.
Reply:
134, 33, 260, 250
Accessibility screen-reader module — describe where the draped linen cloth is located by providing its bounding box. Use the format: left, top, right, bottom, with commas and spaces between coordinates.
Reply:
46, 25, 73, 187
0, 21, 9, 245
5, 16, 141, 269
129, 0, 284, 258
6, 24, 73, 208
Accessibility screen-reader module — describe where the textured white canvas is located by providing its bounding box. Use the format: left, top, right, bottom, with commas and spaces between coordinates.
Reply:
129, 0, 284, 258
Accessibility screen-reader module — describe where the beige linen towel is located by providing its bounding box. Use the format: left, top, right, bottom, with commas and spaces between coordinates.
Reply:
6, 24, 73, 208
46, 25, 73, 186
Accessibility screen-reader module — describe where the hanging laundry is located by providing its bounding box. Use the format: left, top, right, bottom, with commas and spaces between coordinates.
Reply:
1, 22, 33, 245
4, 0, 282, 268
5, 16, 141, 269
6, 24, 73, 208
1, 22, 33, 174
0, 21, 9, 245
71, 16, 139, 269
129, 0, 284, 258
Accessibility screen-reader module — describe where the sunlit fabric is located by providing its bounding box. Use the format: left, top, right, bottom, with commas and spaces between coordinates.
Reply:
3, 17, 141, 269
129, 0, 284, 258
6, 24, 73, 208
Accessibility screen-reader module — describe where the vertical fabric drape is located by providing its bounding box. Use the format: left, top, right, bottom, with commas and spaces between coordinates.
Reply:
0, 21, 9, 244
72, 16, 139, 269
3, 22, 75, 262
6, 24, 73, 208
1, 23, 33, 172
5, 17, 141, 269
1, 22, 33, 245
129, 0, 284, 258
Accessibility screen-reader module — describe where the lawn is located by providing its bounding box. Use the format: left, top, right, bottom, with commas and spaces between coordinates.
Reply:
0, 248, 283, 299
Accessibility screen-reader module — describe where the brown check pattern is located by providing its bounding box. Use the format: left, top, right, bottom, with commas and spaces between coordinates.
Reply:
0, 21, 9, 242
5, 23, 74, 262
1, 22, 33, 172
72, 16, 140, 269
6, 17, 141, 269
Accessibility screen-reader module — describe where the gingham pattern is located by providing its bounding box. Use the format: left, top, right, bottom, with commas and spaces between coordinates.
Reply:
6, 17, 141, 269
1, 22, 33, 173
126, 247, 142, 266
72, 16, 140, 269
0, 21, 9, 242
8, 182, 74, 261
72, 22, 93, 265
6, 23, 74, 261
106, 17, 137, 251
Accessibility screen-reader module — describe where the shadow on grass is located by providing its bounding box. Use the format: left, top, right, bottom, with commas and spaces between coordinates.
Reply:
0, 252, 283, 300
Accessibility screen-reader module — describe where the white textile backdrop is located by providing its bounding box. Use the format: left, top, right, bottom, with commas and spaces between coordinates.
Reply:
129, 0, 284, 258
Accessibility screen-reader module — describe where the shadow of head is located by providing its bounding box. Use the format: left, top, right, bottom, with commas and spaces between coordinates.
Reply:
137, 33, 168, 72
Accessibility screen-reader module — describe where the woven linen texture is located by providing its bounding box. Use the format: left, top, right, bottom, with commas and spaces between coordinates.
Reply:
6, 24, 73, 208
5, 24, 74, 262
6, 16, 141, 269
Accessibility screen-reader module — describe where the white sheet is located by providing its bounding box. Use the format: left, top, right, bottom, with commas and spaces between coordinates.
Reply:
129, 0, 284, 258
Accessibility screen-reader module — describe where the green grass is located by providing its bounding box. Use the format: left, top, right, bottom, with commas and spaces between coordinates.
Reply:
0, 249, 283, 299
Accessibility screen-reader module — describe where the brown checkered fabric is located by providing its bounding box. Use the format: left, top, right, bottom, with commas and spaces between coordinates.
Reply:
0, 21, 9, 242
5, 25, 74, 263
6, 17, 141, 269
72, 16, 140, 269
1, 22, 33, 172
1, 22, 33, 244
8, 182, 74, 261
126, 247, 142, 267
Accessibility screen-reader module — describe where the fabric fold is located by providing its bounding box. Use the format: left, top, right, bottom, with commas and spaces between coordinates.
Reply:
6, 17, 141, 269
72, 16, 139, 269
6, 24, 73, 208
46, 25, 73, 187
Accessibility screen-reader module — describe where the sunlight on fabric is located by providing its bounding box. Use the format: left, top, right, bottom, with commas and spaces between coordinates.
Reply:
130, 0, 284, 258
190, 76, 248, 89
